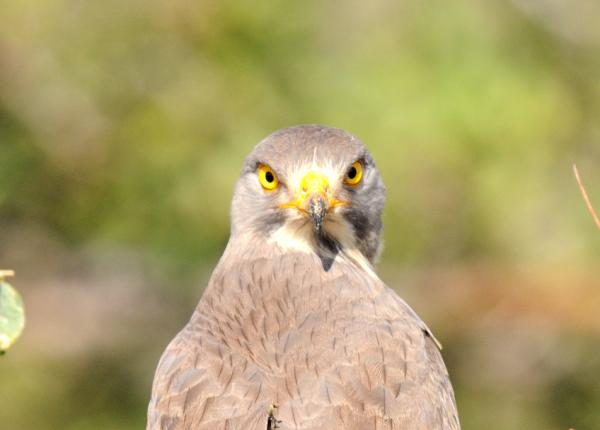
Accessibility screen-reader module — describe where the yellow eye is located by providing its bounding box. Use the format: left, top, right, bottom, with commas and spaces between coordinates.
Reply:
258, 164, 279, 191
344, 161, 363, 186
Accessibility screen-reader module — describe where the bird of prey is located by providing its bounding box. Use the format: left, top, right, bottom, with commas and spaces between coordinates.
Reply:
147, 125, 460, 430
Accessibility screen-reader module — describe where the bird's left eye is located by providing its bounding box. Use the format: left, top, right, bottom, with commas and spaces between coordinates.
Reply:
258, 164, 279, 191
344, 161, 363, 186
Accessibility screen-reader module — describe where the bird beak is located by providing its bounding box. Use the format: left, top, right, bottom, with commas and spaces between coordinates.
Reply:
280, 171, 347, 232
307, 192, 327, 233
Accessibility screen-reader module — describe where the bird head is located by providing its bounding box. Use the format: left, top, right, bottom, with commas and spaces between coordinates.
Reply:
231, 125, 386, 264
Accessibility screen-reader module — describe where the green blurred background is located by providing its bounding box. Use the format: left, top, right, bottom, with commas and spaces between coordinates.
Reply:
1, 0, 599, 428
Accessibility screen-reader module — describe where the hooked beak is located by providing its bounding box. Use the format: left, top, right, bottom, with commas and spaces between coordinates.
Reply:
280, 171, 347, 232
307, 193, 327, 233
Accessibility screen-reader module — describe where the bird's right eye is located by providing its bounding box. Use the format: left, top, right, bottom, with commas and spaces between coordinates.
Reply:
344, 161, 363, 186
258, 164, 279, 191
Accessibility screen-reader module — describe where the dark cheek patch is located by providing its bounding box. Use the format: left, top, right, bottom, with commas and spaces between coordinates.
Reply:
257, 207, 287, 233
342, 202, 383, 262
344, 209, 371, 241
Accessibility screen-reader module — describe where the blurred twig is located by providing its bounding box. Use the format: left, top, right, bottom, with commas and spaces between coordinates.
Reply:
573, 164, 600, 231
0, 270, 15, 279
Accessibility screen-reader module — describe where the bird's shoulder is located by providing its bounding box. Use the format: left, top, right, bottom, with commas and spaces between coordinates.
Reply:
147, 254, 459, 429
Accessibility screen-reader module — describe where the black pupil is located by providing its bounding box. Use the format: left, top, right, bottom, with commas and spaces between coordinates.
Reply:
348, 166, 357, 179
265, 171, 274, 183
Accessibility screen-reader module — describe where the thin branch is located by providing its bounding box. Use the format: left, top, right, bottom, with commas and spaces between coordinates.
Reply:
573, 164, 600, 231
0, 270, 15, 279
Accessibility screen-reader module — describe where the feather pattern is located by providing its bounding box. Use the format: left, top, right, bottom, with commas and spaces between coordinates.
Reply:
148, 125, 459, 429
148, 243, 460, 430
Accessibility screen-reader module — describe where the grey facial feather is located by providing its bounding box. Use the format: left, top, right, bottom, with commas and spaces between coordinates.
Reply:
230, 124, 386, 263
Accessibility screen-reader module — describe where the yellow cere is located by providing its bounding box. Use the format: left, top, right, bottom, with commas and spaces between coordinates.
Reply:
300, 171, 329, 195
258, 164, 279, 190
280, 170, 349, 211
344, 161, 363, 186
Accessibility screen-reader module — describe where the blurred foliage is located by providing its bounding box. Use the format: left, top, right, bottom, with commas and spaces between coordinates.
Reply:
0, 275, 25, 352
0, 0, 599, 429
1, 0, 598, 269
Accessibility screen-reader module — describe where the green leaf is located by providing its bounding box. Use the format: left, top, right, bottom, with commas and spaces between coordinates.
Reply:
0, 279, 25, 352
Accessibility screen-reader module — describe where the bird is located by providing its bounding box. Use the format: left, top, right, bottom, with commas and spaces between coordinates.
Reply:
147, 125, 460, 430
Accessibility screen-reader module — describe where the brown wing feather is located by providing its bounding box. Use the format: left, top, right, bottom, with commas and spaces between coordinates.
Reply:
148, 252, 460, 430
